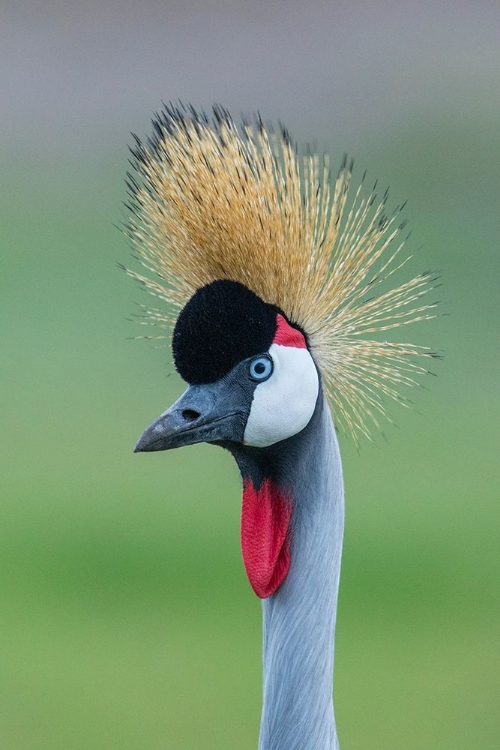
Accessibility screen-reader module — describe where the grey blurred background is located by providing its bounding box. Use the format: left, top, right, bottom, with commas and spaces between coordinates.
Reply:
2, 2, 499, 749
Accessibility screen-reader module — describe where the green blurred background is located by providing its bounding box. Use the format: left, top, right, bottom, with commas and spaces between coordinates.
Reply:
2, 2, 499, 748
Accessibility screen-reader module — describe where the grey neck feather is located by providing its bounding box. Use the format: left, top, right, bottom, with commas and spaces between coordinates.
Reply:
258, 391, 344, 750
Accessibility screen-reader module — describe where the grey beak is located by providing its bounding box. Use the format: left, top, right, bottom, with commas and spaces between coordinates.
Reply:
134, 381, 249, 453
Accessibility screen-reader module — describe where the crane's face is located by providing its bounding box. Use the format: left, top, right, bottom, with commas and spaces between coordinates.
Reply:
134, 280, 319, 453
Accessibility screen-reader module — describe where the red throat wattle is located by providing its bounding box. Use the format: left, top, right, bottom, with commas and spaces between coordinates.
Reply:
241, 478, 293, 598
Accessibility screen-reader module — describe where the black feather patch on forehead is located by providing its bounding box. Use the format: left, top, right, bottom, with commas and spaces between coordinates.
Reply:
172, 280, 280, 384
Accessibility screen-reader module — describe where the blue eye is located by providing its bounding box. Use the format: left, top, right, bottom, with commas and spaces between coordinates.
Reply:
249, 355, 274, 382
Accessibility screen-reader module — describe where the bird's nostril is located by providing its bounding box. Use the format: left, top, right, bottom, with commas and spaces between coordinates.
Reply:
182, 408, 201, 422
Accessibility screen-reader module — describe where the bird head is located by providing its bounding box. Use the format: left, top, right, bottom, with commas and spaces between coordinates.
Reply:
126, 103, 438, 597
134, 279, 319, 454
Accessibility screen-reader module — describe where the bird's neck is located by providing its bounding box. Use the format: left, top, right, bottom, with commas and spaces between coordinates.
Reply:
231, 392, 344, 750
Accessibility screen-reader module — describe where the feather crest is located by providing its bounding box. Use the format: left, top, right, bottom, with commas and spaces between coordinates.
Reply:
125, 103, 438, 439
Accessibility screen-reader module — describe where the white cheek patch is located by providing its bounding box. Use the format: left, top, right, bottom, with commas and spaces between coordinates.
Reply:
243, 343, 319, 448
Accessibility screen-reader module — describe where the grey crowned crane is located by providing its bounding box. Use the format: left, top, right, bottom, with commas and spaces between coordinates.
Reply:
126, 105, 438, 750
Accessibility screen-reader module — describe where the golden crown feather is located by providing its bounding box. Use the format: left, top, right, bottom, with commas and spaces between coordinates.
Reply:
124, 104, 440, 440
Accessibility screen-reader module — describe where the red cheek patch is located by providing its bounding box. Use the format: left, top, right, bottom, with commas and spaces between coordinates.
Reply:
273, 314, 307, 348
241, 478, 293, 598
